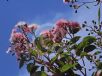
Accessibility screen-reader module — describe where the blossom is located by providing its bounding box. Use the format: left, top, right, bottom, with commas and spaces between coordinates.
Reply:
10, 30, 27, 43
56, 19, 70, 28
15, 21, 30, 32
40, 30, 53, 39
68, 21, 80, 34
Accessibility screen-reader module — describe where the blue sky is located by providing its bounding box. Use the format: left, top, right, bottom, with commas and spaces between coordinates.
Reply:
0, 0, 99, 76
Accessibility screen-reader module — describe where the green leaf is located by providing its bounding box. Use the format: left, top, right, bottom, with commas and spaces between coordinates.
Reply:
70, 36, 81, 44
35, 37, 47, 52
60, 63, 77, 73
27, 63, 39, 74
27, 63, 34, 73
98, 6, 101, 25
97, 62, 102, 69
31, 71, 47, 76
19, 56, 25, 69
94, 51, 101, 55
80, 52, 88, 57
83, 36, 96, 45
31, 50, 37, 56
35, 37, 41, 49
86, 55, 92, 61
75, 63, 82, 70
84, 45, 96, 53
51, 55, 58, 63
76, 36, 96, 56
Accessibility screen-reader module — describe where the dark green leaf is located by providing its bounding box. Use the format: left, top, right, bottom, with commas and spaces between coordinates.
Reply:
94, 51, 101, 55
35, 37, 47, 52
98, 6, 101, 25
55, 46, 60, 51
86, 55, 92, 61
19, 56, 25, 69
70, 36, 81, 44
84, 45, 96, 53
27, 63, 39, 74
60, 63, 77, 72
27, 63, 34, 73
31, 71, 47, 76
19, 59, 24, 69
83, 36, 96, 45
30, 49, 37, 56
51, 55, 58, 63
80, 52, 88, 57
41, 66, 44, 71
76, 36, 96, 56
97, 62, 102, 69
75, 63, 82, 70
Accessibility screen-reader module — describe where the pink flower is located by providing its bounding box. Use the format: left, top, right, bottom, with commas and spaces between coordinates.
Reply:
15, 21, 30, 33
68, 21, 80, 34
56, 19, 70, 28
51, 28, 64, 43
70, 22, 80, 28
10, 29, 26, 42
52, 33, 62, 43
40, 30, 53, 39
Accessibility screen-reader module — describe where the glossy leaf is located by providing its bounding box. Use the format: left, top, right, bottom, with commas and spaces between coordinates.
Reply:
51, 55, 58, 64
76, 36, 96, 55
35, 37, 47, 52
97, 62, 102, 69
31, 71, 47, 76
75, 63, 82, 70
80, 52, 88, 57
27, 63, 39, 74
70, 36, 81, 44
27, 63, 34, 73
94, 51, 101, 55
19, 59, 25, 69
19, 56, 25, 69
98, 6, 101, 25
60, 63, 77, 73
83, 36, 96, 45
84, 45, 96, 53
30, 49, 37, 56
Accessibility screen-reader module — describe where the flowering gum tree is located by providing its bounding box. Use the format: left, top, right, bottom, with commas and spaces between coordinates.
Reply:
7, 0, 102, 76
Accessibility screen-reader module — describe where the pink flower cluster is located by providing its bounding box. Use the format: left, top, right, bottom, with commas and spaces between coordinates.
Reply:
8, 20, 80, 58
8, 22, 38, 59
41, 19, 80, 43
